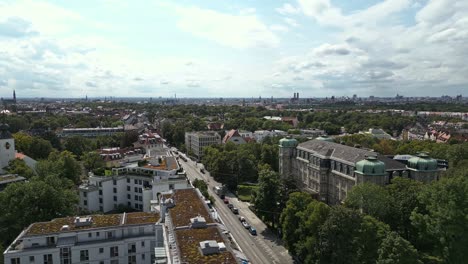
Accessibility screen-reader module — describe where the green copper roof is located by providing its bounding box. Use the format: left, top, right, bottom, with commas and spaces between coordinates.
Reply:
279, 137, 298, 147
407, 153, 438, 171
316, 135, 334, 142
355, 156, 386, 176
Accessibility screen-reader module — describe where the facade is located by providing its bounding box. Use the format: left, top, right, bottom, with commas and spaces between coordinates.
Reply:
279, 138, 442, 204
4, 212, 167, 264
184, 132, 221, 159
133, 131, 164, 155
79, 156, 191, 213
58, 127, 124, 138
223, 129, 246, 144
0, 123, 15, 174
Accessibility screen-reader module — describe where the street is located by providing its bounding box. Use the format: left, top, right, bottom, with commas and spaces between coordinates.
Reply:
179, 157, 293, 264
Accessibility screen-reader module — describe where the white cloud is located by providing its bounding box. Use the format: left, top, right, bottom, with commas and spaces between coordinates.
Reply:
284, 18, 300, 27
174, 6, 279, 49
276, 3, 300, 15
270, 24, 289, 33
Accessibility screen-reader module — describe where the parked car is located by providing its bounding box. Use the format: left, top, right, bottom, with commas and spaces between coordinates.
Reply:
248, 226, 257, 235
242, 221, 250, 229
227, 204, 234, 209
223, 198, 229, 204
239, 216, 246, 222
231, 207, 239, 214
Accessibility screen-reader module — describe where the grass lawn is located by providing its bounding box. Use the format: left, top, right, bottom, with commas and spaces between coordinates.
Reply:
237, 184, 259, 202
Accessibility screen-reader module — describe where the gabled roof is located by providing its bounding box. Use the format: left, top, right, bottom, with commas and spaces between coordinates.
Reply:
222, 129, 242, 143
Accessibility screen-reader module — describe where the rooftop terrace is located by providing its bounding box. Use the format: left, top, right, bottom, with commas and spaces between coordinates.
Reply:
26, 212, 160, 236
169, 189, 213, 227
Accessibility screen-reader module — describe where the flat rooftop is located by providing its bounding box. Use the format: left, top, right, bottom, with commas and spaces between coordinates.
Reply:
25, 212, 160, 236
169, 189, 213, 227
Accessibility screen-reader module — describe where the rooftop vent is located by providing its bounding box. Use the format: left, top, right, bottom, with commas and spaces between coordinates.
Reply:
199, 240, 220, 255
190, 215, 207, 229
60, 225, 70, 231
74, 216, 93, 227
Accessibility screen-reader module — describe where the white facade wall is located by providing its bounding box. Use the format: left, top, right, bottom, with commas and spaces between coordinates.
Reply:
0, 137, 15, 174
5, 224, 164, 264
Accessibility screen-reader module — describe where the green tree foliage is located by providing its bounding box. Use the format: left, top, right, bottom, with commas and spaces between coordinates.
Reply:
411, 175, 468, 263
344, 183, 390, 222
377, 232, 421, 264
82, 151, 105, 172
280, 192, 315, 255
64, 136, 93, 157
36, 151, 82, 184
254, 165, 280, 227
5, 159, 35, 178
12, 132, 53, 160
0, 175, 78, 245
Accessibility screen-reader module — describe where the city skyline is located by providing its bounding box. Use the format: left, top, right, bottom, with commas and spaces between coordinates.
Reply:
0, 0, 467, 98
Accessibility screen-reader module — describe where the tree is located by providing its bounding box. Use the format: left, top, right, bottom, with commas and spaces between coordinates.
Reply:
64, 136, 92, 157
254, 165, 280, 227
280, 192, 314, 255
411, 175, 468, 263
344, 182, 390, 222
5, 159, 35, 179
377, 232, 421, 264
36, 151, 82, 184
12, 132, 33, 154
0, 175, 78, 245
28, 137, 53, 160
82, 151, 105, 172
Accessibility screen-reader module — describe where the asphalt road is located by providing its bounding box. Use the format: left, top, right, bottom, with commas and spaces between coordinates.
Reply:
179, 157, 293, 264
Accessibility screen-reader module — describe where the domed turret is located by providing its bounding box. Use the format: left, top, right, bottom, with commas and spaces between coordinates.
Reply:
407, 153, 438, 171
315, 135, 334, 142
355, 156, 386, 176
279, 137, 298, 148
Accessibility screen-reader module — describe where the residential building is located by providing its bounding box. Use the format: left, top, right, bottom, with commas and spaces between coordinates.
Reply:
4, 212, 167, 264
184, 132, 221, 159
58, 127, 124, 138
253, 130, 288, 142
279, 137, 442, 204
223, 129, 246, 144
79, 156, 190, 213
361, 128, 393, 140
133, 131, 164, 155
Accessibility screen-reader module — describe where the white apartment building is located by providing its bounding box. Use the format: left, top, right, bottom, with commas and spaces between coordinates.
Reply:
58, 127, 125, 138
184, 132, 221, 159
3, 212, 167, 264
253, 130, 287, 142
79, 156, 191, 213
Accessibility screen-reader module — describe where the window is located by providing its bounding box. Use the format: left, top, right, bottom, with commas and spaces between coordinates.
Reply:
43, 254, 53, 264
107, 231, 114, 239
134, 179, 138, 184
127, 186, 130, 191
142, 254, 145, 260
127, 194, 131, 199
99, 190, 102, 195
99, 206, 103, 211
128, 243, 136, 253
99, 198, 103, 203
99, 248, 104, 253
96, 232, 100, 237
138, 180, 142, 185
141, 241, 145, 247
10, 258, 20, 264
110, 260, 118, 264
127, 178, 130, 183
134, 195, 138, 200
84, 200, 87, 206
60, 247, 71, 264
113, 196, 117, 201
113, 188, 117, 193
138, 188, 142, 193
128, 256, 136, 264
134, 187, 138, 192
88, 233, 92, 237
80, 250, 89, 261
29, 256, 35, 262
139, 204, 143, 210
113, 179, 117, 185
128, 202, 131, 206
138, 196, 142, 201
110, 246, 119, 257
99, 182, 102, 187
83, 192, 87, 197
100, 262, 104, 264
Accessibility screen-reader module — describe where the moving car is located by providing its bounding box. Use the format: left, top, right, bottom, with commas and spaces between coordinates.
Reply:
239, 216, 246, 222
231, 207, 239, 214
223, 198, 229, 204
242, 221, 250, 229
248, 226, 257, 235
227, 204, 234, 209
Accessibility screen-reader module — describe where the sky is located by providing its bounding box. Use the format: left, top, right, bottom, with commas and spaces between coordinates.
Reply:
0, 0, 467, 98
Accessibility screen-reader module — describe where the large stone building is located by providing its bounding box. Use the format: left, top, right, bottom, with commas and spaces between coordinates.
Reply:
279, 137, 442, 204
184, 132, 221, 159
4, 212, 166, 264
